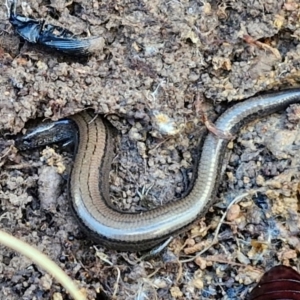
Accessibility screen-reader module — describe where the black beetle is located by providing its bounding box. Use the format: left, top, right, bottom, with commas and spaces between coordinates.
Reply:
7, 0, 104, 55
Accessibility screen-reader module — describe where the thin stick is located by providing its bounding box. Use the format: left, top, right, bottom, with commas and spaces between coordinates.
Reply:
180, 192, 250, 263
0, 229, 86, 300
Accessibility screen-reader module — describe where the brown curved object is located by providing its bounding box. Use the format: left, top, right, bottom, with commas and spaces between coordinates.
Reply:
248, 265, 300, 300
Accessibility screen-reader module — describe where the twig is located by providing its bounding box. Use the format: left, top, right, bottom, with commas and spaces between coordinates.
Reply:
0, 229, 86, 300
179, 192, 251, 263
194, 93, 233, 139
94, 246, 121, 298
4, 162, 42, 169
243, 35, 281, 59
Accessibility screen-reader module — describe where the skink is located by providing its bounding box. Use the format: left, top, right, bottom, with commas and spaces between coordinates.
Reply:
14, 89, 300, 251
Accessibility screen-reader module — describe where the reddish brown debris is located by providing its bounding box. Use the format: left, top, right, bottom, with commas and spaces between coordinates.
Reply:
248, 265, 300, 300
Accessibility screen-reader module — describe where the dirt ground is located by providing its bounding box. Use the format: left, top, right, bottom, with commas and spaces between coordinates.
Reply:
1, 0, 300, 299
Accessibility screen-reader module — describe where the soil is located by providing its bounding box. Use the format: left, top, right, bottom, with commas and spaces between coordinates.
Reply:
1, 0, 300, 299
